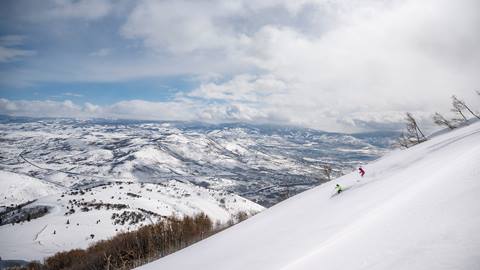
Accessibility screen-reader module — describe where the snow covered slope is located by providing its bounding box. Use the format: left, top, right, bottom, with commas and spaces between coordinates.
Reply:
0, 180, 263, 261
0, 171, 62, 206
138, 122, 480, 270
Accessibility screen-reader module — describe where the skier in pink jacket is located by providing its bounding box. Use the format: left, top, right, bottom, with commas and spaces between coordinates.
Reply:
358, 167, 365, 177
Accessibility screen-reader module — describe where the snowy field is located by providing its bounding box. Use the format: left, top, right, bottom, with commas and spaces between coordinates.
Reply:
138, 121, 480, 270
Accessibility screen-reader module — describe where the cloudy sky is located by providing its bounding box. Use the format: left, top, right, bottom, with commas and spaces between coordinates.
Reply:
0, 0, 479, 132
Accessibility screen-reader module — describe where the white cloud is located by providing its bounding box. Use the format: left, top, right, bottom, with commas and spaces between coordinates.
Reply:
1, 88, 479, 132
196, 102, 282, 123
121, 0, 248, 54
89, 48, 112, 57
182, 0, 480, 131
119, 0, 348, 54
0, 35, 26, 46
63, 92, 84, 98
0, 99, 81, 118
188, 74, 288, 102
105, 100, 196, 121
46, 0, 112, 20
0, 35, 35, 62
84, 102, 100, 113
0, 99, 195, 122
0, 46, 35, 63
0, 97, 276, 125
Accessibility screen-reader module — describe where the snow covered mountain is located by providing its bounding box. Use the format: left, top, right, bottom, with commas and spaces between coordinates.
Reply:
0, 116, 396, 207
0, 116, 396, 262
137, 121, 480, 270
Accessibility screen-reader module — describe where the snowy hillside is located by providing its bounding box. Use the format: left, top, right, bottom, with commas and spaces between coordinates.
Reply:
138, 121, 480, 270
0, 171, 61, 207
0, 180, 263, 261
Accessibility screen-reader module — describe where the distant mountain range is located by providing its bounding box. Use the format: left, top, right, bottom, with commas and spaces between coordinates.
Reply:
0, 115, 399, 206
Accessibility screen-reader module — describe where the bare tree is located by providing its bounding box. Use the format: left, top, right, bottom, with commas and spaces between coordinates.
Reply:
451, 95, 468, 124
433, 112, 456, 129
321, 164, 333, 181
397, 113, 427, 148
395, 132, 418, 148
452, 95, 480, 120
396, 132, 412, 148
405, 112, 427, 143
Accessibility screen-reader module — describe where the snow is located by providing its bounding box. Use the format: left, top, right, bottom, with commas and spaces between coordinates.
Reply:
137, 122, 480, 270
134, 146, 182, 166
0, 171, 62, 206
0, 181, 263, 261
0, 119, 393, 206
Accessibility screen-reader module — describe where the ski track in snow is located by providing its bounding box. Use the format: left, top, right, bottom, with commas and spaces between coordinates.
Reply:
34, 225, 47, 242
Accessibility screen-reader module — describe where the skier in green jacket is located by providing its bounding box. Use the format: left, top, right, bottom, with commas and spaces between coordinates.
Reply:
335, 184, 343, 194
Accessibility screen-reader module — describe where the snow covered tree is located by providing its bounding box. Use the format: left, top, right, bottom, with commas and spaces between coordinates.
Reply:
451, 95, 480, 120
397, 113, 427, 148
451, 95, 468, 125
433, 112, 456, 130
396, 132, 412, 149
321, 165, 333, 181
406, 113, 426, 142
235, 211, 249, 223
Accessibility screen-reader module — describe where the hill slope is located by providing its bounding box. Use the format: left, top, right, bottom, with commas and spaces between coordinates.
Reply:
0, 180, 263, 261
0, 171, 62, 207
138, 122, 480, 270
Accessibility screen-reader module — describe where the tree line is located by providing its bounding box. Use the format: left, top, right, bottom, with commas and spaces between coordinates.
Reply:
14, 212, 252, 270
397, 91, 479, 148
